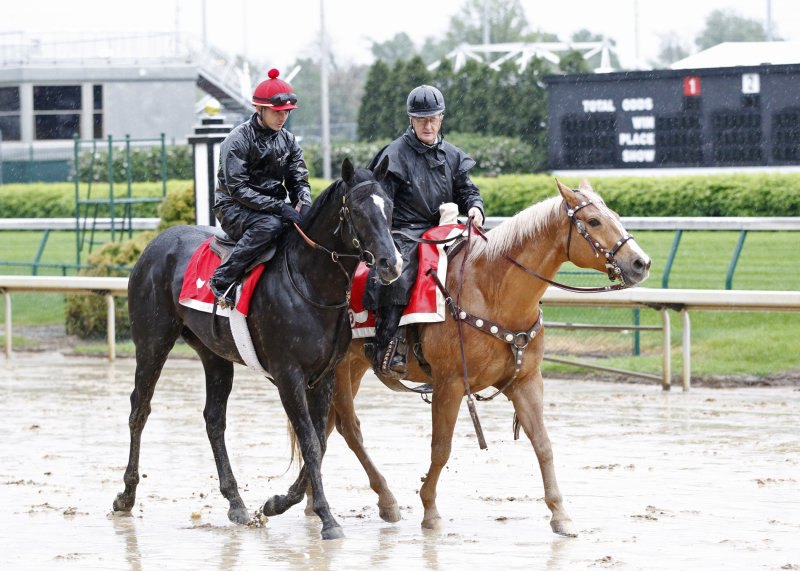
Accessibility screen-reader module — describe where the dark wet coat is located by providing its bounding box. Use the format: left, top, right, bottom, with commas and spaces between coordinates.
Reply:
364, 126, 484, 308
214, 112, 312, 215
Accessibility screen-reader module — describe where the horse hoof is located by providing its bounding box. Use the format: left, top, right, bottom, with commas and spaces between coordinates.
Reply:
421, 516, 442, 531
321, 525, 345, 540
551, 518, 578, 537
112, 494, 133, 513
228, 506, 250, 525
262, 496, 288, 517
379, 505, 401, 523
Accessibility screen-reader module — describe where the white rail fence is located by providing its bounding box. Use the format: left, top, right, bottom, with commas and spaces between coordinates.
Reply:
1, 275, 798, 390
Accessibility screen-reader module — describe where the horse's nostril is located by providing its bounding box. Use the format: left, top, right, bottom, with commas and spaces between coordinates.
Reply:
633, 258, 650, 272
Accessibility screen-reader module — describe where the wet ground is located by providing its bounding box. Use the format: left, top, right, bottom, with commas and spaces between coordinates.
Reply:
0, 351, 798, 570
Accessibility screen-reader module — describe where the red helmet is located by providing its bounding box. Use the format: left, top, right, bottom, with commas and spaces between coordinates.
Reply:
252, 68, 298, 110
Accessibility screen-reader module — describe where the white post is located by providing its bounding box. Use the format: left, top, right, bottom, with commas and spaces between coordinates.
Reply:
660, 308, 671, 390
3, 290, 11, 359
106, 294, 116, 361
188, 102, 232, 226
681, 309, 691, 391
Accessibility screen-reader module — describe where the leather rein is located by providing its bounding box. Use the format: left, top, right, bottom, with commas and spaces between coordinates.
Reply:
285, 179, 379, 310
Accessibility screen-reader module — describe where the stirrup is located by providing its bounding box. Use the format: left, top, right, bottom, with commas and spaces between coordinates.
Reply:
380, 337, 407, 375
210, 280, 237, 309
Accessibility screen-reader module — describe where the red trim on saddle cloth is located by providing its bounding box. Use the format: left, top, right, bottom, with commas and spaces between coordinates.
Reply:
349, 224, 464, 339
178, 237, 265, 316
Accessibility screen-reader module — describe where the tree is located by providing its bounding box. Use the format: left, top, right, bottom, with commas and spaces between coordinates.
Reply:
357, 60, 393, 142
369, 33, 417, 66
652, 32, 690, 68
695, 9, 769, 51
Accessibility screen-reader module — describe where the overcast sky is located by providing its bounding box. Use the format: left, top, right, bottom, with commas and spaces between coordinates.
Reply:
1, 0, 793, 73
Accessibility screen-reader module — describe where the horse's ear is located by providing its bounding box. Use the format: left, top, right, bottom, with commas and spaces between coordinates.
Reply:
578, 178, 593, 192
372, 155, 390, 182
555, 178, 579, 206
341, 158, 354, 184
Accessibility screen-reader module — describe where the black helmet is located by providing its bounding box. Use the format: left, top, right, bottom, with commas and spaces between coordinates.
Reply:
407, 85, 445, 117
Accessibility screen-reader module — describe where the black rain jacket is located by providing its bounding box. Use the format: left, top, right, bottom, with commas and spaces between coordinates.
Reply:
214, 113, 312, 216
364, 126, 484, 308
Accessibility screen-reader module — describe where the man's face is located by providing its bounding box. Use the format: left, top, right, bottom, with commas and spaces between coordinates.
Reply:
259, 107, 290, 131
410, 114, 443, 145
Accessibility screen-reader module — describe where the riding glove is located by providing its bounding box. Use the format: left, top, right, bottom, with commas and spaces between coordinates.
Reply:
280, 203, 303, 224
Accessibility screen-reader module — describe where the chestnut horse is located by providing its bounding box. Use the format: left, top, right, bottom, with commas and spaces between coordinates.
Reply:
301, 179, 651, 536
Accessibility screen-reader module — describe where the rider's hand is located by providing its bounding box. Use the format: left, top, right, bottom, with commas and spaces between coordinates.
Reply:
468, 207, 484, 230
280, 203, 303, 224
300, 203, 312, 220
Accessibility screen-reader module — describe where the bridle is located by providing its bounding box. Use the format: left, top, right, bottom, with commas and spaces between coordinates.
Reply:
286, 179, 380, 310
563, 196, 635, 284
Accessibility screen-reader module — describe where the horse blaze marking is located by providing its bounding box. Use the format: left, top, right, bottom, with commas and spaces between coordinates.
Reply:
372, 195, 388, 221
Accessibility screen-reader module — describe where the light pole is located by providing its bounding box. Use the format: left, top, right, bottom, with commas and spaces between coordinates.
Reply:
320, 0, 331, 180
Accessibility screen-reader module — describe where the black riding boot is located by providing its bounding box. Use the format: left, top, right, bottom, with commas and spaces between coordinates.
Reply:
211, 227, 276, 308
375, 304, 408, 376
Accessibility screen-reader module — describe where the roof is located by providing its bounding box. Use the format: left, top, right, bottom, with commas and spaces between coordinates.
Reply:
670, 41, 800, 69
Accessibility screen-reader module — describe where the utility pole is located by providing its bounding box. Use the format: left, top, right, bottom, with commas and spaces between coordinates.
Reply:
634, 0, 640, 69
202, 0, 208, 51
482, 0, 490, 45
766, 0, 773, 41
320, 0, 331, 180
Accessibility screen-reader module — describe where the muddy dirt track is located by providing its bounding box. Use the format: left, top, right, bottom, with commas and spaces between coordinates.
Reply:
0, 352, 798, 570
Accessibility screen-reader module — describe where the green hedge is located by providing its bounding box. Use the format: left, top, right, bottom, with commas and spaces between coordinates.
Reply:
472, 173, 800, 217
0, 180, 193, 218
3, 173, 800, 221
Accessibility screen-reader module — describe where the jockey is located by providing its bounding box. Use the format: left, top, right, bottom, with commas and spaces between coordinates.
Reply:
364, 84, 485, 378
209, 68, 312, 308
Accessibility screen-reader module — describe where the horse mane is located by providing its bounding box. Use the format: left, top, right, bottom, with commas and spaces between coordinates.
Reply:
468, 196, 564, 262
301, 167, 376, 228
302, 178, 345, 227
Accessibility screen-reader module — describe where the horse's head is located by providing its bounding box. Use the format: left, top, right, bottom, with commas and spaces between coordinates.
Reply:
556, 179, 651, 286
339, 157, 402, 285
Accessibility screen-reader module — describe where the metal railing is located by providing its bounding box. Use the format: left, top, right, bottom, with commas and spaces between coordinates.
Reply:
2, 276, 799, 392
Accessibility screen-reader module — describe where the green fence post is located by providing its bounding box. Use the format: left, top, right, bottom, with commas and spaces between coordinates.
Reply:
74, 134, 81, 267
632, 308, 641, 356
125, 134, 132, 238
108, 135, 115, 242
662, 230, 683, 289
725, 230, 748, 290
160, 132, 167, 197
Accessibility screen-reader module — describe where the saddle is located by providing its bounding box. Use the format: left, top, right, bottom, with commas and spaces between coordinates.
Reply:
209, 234, 279, 273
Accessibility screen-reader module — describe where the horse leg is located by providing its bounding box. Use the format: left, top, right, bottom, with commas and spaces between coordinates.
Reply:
113, 321, 181, 514
327, 356, 401, 522
419, 380, 464, 530
188, 337, 249, 524
507, 375, 577, 537
265, 377, 343, 540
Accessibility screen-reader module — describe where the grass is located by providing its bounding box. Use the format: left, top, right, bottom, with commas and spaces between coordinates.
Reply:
1, 227, 798, 381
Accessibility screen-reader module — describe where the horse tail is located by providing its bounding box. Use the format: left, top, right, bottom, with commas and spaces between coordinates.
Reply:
287, 418, 303, 471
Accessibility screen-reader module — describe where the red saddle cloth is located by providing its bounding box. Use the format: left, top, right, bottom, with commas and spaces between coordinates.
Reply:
349, 224, 464, 338
178, 237, 265, 316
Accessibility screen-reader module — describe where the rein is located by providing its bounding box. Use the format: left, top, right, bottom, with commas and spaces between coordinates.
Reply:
286, 180, 379, 310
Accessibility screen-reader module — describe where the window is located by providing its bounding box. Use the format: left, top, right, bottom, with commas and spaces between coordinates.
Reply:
93, 84, 103, 139
33, 85, 81, 140
0, 86, 21, 141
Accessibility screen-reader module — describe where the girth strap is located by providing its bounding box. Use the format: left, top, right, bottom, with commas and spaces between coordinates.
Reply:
426, 267, 544, 401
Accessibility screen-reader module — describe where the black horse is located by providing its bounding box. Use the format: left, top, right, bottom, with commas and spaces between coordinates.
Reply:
112, 158, 401, 540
